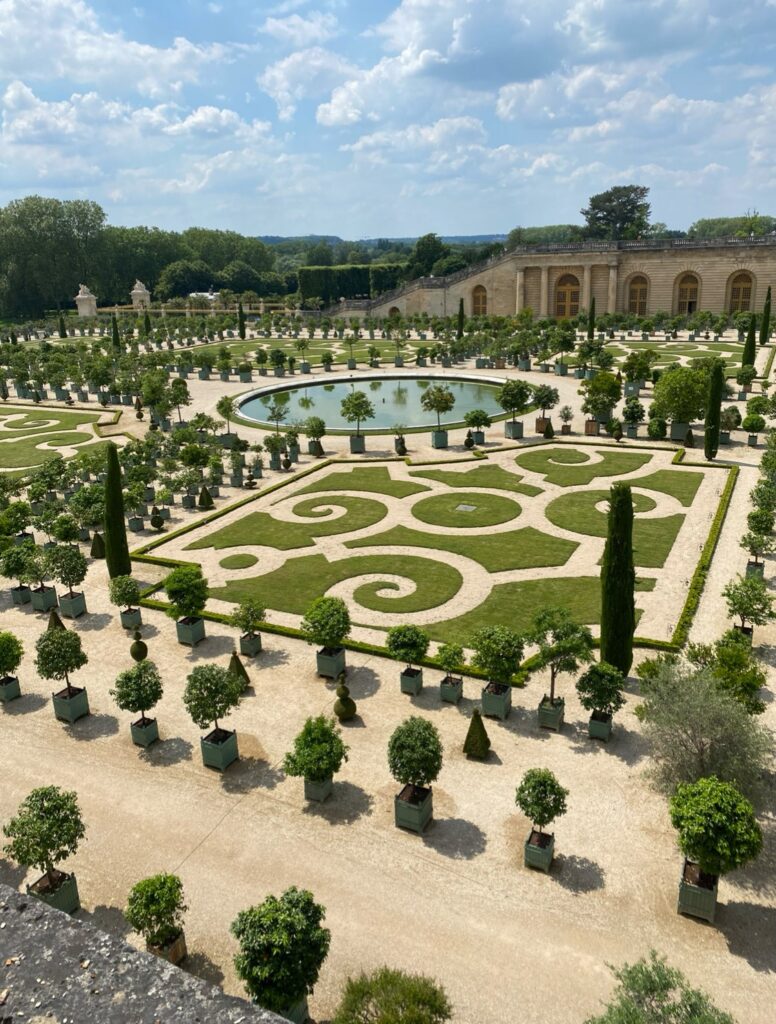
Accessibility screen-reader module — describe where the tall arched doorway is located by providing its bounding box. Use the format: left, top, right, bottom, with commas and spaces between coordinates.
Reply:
676, 273, 699, 315
628, 275, 648, 316
729, 272, 753, 312
472, 285, 487, 316
555, 274, 580, 318
388, 306, 400, 318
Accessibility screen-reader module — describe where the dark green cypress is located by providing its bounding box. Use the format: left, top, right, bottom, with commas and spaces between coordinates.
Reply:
111, 313, 121, 354
587, 296, 596, 341
704, 360, 724, 461
58, 314, 66, 339
457, 297, 464, 339
104, 442, 131, 578
742, 314, 756, 367
600, 482, 635, 676
144, 311, 152, 337
759, 286, 771, 347
238, 301, 246, 340
463, 708, 491, 759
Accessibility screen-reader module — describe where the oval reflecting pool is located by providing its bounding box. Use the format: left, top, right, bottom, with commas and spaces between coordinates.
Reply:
238, 375, 506, 432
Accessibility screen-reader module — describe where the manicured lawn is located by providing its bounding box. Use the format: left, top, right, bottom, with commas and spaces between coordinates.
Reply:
0, 406, 105, 470
410, 463, 542, 496
219, 553, 258, 569
346, 524, 577, 572
411, 491, 521, 528
211, 552, 463, 614
187, 494, 388, 551
425, 576, 655, 642
515, 448, 653, 486
293, 466, 429, 500
0, 431, 99, 469
545, 490, 684, 567
632, 469, 703, 507
0, 408, 101, 434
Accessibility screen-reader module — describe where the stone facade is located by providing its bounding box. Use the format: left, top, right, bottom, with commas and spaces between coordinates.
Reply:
346, 237, 776, 320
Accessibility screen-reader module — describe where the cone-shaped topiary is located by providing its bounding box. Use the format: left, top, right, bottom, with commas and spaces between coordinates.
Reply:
543, 421, 554, 439
463, 708, 490, 759
47, 609, 65, 631
104, 443, 131, 578
228, 650, 250, 689
130, 629, 148, 663
333, 674, 356, 721
90, 531, 105, 559
198, 485, 214, 511
684, 428, 695, 448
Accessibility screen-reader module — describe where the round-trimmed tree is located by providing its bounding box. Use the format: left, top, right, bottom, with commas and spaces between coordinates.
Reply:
301, 596, 351, 652
108, 575, 141, 613
386, 624, 429, 673
470, 625, 523, 689
388, 716, 443, 791
575, 662, 626, 720
3, 785, 85, 891
35, 628, 87, 697
110, 661, 163, 726
515, 768, 568, 837
669, 776, 762, 878
183, 664, 242, 734
0, 630, 23, 680
164, 565, 209, 621
283, 715, 349, 783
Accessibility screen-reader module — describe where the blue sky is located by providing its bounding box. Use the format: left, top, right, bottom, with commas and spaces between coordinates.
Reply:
1, 0, 775, 237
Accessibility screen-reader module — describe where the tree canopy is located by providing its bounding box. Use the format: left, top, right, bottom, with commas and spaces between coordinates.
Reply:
580, 185, 651, 240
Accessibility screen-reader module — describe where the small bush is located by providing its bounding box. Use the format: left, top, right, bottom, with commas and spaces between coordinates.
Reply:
462, 709, 490, 759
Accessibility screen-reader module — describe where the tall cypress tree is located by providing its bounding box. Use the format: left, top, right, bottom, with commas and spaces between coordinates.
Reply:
587, 296, 596, 341
111, 313, 121, 355
600, 483, 635, 676
58, 313, 66, 339
144, 310, 152, 337
742, 314, 756, 367
104, 442, 131, 579
238, 301, 246, 340
704, 360, 724, 461
759, 286, 771, 347
457, 298, 464, 340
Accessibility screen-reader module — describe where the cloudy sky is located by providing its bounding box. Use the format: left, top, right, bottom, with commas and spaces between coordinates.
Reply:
1, 0, 775, 237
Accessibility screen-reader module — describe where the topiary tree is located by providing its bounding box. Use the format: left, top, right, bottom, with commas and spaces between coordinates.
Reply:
463, 708, 491, 760
529, 606, 594, 706
110, 661, 163, 726
333, 674, 357, 721
229, 600, 266, 640
722, 572, 775, 631
90, 531, 106, 559
533, 383, 559, 418
231, 887, 330, 1014
108, 575, 141, 613
52, 513, 79, 545
333, 967, 452, 1024
515, 768, 568, 836
104, 442, 131, 579
197, 485, 214, 510
283, 715, 349, 783
126, 873, 187, 950
704, 359, 724, 461
420, 384, 456, 430
497, 379, 532, 422
304, 416, 327, 456
600, 482, 635, 675
301, 596, 350, 652
35, 628, 87, 698
340, 391, 375, 437
0, 543, 35, 590
163, 565, 209, 621
183, 664, 242, 735
470, 625, 523, 689
3, 785, 85, 891
46, 545, 87, 597
228, 650, 250, 688
670, 777, 762, 878
576, 662, 625, 720
388, 716, 443, 792
438, 642, 464, 682
386, 624, 429, 673
0, 630, 23, 680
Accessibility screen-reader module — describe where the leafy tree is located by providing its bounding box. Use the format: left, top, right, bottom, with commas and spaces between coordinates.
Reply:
515, 768, 568, 832
407, 233, 449, 278
584, 950, 735, 1024
529, 606, 594, 703
387, 717, 443, 789
283, 715, 349, 783
686, 630, 766, 714
46, 545, 87, 597
600, 483, 635, 675
652, 366, 710, 424
463, 708, 491, 759
3, 786, 85, 889
231, 887, 330, 1012
333, 967, 452, 1024
35, 628, 87, 697
340, 390, 375, 436
533, 384, 559, 417
0, 543, 34, 589
110, 661, 163, 725
108, 575, 141, 612
722, 573, 775, 629
183, 664, 242, 732
704, 360, 724, 461
470, 625, 523, 686
580, 372, 621, 419
581, 185, 651, 240
575, 662, 626, 719
229, 600, 266, 639
0, 630, 23, 678
438, 642, 464, 679
301, 596, 351, 651
386, 624, 429, 672
215, 395, 235, 433
168, 378, 191, 423
104, 442, 131, 579
638, 662, 773, 801
126, 873, 187, 949
164, 565, 209, 620
670, 777, 762, 876
420, 384, 456, 430
497, 379, 532, 421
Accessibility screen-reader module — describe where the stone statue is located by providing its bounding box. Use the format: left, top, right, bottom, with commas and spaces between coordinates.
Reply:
74, 284, 97, 317
130, 279, 151, 310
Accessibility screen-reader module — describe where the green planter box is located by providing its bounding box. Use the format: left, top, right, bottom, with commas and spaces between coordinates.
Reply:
349, 435, 366, 454
176, 617, 206, 646
440, 675, 463, 704
431, 430, 448, 449
316, 647, 345, 679
394, 785, 433, 834
239, 633, 262, 657
131, 717, 159, 748
149, 931, 188, 965
200, 728, 239, 771
52, 686, 90, 723
524, 830, 554, 872
304, 776, 333, 802
471, 430, 485, 444
120, 607, 142, 629
588, 711, 612, 741
265, 997, 308, 1024
669, 421, 690, 442
31, 586, 58, 612
400, 667, 423, 695
538, 696, 564, 731
347, 359, 357, 369
745, 561, 765, 578
394, 357, 404, 367
59, 591, 87, 619
504, 421, 523, 439
27, 872, 80, 914
748, 434, 759, 448
11, 585, 31, 606
677, 860, 718, 923
554, 363, 568, 376
481, 683, 511, 720
0, 675, 21, 702
625, 424, 638, 438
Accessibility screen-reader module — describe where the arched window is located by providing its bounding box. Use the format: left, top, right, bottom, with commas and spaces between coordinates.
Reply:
676, 274, 699, 314
472, 285, 487, 316
388, 306, 401, 318
628, 275, 648, 316
729, 273, 753, 313
555, 274, 580, 318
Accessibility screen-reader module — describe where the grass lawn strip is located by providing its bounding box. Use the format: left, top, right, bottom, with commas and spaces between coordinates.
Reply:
410, 463, 542, 496
345, 524, 577, 572
292, 465, 429, 500
411, 490, 521, 528
219, 553, 258, 570
514, 448, 653, 486
211, 552, 463, 614
631, 469, 703, 507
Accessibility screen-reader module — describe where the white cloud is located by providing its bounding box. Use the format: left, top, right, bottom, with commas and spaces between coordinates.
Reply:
258, 46, 356, 119
260, 11, 339, 48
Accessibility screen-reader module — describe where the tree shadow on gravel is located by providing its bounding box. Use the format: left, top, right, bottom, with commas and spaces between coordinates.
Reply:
138, 736, 193, 767
81, 903, 132, 939
719, 901, 776, 972
566, 720, 650, 766
220, 754, 284, 794
0, 860, 28, 889
182, 951, 225, 987
302, 781, 374, 825
554, 854, 606, 894
184, 634, 236, 661
69, 712, 120, 740
74, 613, 112, 632
422, 817, 487, 860
343, 665, 380, 700
253, 646, 290, 669
3, 692, 47, 715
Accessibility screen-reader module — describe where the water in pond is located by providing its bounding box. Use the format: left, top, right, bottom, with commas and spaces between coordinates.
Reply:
238, 376, 506, 432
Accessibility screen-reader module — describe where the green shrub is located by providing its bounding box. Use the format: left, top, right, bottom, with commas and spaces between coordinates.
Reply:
164, 565, 209, 620
575, 662, 625, 718
463, 709, 490, 759
470, 625, 523, 686
669, 777, 762, 876
333, 967, 452, 1024
388, 717, 443, 788
108, 575, 141, 611
126, 873, 187, 948
283, 715, 349, 783
385, 624, 430, 671
301, 596, 351, 651
3, 786, 85, 889
0, 630, 23, 677
515, 768, 568, 832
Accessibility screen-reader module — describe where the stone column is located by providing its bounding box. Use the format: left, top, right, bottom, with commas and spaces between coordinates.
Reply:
539, 266, 550, 317
515, 268, 526, 314
582, 265, 592, 312
607, 263, 618, 314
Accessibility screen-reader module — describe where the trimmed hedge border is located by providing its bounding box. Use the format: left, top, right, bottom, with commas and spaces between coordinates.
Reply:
762, 345, 776, 382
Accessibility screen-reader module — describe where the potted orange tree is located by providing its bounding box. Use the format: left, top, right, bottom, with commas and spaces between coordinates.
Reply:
0, 630, 23, 703
37, 626, 89, 723
302, 596, 351, 679
109, 574, 143, 629
388, 716, 443, 834
386, 624, 429, 696
516, 768, 568, 873
530, 606, 594, 732
438, 642, 465, 704
576, 662, 626, 741
229, 599, 266, 657
164, 564, 209, 646
126, 873, 188, 964
283, 715, 349, 803
111, 660, 164, 747
183, 664, 243, 771
472, 625, 523, 720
